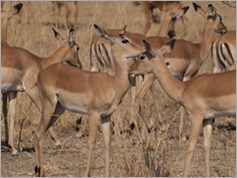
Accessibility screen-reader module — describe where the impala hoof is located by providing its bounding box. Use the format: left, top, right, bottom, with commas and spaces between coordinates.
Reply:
35, 166, 45, 177
11, 148, 18, 156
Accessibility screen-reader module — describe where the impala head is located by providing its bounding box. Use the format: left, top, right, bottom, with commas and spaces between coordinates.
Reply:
153, 3, 189, 38
193, 3, 227, 35
52, 27, 82, 68
128, 39, 175, 86
93, 24, 144, 62
1, 3, 23, 42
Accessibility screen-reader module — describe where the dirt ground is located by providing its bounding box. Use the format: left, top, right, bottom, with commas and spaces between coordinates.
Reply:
1, 1, 236, 177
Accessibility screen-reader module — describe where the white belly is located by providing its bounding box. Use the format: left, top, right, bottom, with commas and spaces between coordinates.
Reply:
1, 83, 24, 93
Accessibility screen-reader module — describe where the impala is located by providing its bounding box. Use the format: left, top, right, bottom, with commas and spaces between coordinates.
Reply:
130, 2, 228, 139
89, 3, 189, 130
133, 1, 189, 36
89, 3, 189, 74
128, 39, 236, 177
212, 30, 236, 73
90, 27, 145, 74
33, 24, 145, 177
1, 27, 81, 155
89, 3, 227, 139
1, 2, 22, 154
52, 1, 79, 29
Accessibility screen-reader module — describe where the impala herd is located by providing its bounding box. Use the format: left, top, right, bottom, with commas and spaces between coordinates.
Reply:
1, 1, 236, 177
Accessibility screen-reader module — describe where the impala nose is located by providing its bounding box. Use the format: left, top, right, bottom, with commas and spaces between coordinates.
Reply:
128, 73, 136, 87
168, 30, 176, 38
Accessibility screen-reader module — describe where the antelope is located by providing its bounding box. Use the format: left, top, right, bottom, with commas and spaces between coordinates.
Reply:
129, 2, 228, 139
90, 27, 145, 74
128, 39, 236, 177
133, 1, 189, 36
52, 1, 79, 29
33, 24, 145, 177
1, 28, 81, 155
89, 3, 189, 74
212, 30, 236, 73
1, 2, 22, 154
89, 3, 227, 139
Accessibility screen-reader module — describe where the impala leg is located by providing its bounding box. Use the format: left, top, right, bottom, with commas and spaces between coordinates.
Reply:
137, 74, 155, 99
34, 119, 45, 177
47, 103, 65, 147
101, 115, 111, 176
55, 2, 62, 29
64, 3, 71, 29
183, 115, 202, 177
178, 106, 186, 141
25, 86, 60, 146
179, 76, 191, 142
129, 86, 139, 130
8, 92, 18, 155
129, 74, 155, 131
34, 100, 65, 177
85, 112, 100, 177
2, 93, 9, 145
51, 2, 57, 27
73, 2, 79, 28
203, 118, 214, 177
141, 4, 153, 35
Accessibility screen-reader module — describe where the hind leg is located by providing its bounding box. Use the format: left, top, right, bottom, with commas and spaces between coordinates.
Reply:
2, 93, 9, 145
8, 92, 18, 155
34, 98, 65, 177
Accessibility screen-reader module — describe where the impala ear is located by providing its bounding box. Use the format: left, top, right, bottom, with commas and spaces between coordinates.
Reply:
152, 7, 162, 18
182, 6, 190, 15
193, 3, 206, 18
207, 4, 217, 18
160, 39, 175, 55
142, 40, 156, 59
143, 40, 151, 52
170, 6, 190, 20
52, 27, 64, 44
94, 24, 114, 45
8, 3, 23, 19
69, 28, 76, 47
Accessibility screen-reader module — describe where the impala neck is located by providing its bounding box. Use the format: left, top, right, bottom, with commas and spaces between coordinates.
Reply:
1, 21, 8, 43
39, 42, 69, 69
153, 57, 185, 103
199, 20, 216, 63
111, 50, 131, 94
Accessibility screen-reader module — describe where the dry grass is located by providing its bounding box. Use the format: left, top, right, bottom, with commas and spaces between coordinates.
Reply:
1, 1, 236, 177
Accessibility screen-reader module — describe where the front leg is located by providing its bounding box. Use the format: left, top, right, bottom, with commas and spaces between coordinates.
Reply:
203, 118, 214, 177
183, 114, 202, 176
25, 86, 61, 146
8, 92, 18, 155
85, 111, 100, 176
101, 115, 111, 177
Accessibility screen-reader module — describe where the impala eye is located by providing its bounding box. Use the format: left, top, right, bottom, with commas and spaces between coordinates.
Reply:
139, 54, 146, 60
121, 38, 130, 44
